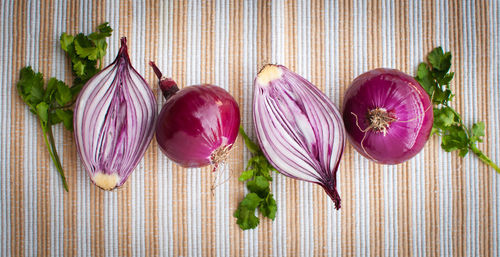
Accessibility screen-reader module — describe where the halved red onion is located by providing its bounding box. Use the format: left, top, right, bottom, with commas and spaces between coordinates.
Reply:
74, 38, 157, 190
253, 64, 345, 209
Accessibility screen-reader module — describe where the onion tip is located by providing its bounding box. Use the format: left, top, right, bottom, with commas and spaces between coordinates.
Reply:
118, 37, 129, 59
323, 185, 341, 209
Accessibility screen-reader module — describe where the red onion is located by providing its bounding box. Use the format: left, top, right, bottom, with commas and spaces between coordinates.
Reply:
342, 68, 433, 164
150, 62, 240, 169
253, 64, 345, 209
74, 38, 157, 190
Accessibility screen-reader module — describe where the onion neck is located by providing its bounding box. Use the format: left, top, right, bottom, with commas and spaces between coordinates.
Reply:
149, 61, 179, 101
367, 108, 396, 136
117, 37, 131, 63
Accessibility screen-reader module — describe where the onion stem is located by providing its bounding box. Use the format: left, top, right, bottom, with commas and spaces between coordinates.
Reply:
149, 61, 179, 101
40, 120, 69, 191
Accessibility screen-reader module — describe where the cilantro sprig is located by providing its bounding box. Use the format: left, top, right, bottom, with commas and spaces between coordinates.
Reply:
16, 23, 113, 191
415, 47, 500, 173
234, 127, 278, 230
60, 22, 113, 94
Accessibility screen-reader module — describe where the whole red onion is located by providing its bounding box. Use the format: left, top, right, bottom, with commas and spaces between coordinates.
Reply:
150, 62, 240, 168
342, 68, 433, 164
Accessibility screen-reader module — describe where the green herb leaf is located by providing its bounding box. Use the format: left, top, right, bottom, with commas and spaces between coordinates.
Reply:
416, 47, 500, 173
60, 33, 74, 52
50, 111, 63, 125
74, 33, 99, 60
259, 194, 277, 220
239, 169, 255, 181
438, 72, 454, 85
98, 22, 113, 36
44, 78, 58, 102
17, 66, 45, 110
55, 80, 72, 106
471, 121, 485, 143
441, 125, 468, 152
433, 106, 457, 130
55, 109, 73, 131
234, 193, 263, 230
415, 63, 435, 97
72, 59, 86, 77
247, 176, 270, 198
428, 46, 452, 72
36, 102, 49, 123
234, 127, 278, 230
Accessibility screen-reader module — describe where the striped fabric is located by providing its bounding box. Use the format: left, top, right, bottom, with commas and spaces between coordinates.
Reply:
1, 0, 499, 256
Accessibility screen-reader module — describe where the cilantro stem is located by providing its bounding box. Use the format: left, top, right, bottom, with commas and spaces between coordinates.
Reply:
40, 120, 69, 191
50, 101, 75, 111
470, 144, 500, 174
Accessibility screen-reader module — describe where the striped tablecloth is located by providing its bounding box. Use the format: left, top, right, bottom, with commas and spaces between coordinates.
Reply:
1, 0, 499, 256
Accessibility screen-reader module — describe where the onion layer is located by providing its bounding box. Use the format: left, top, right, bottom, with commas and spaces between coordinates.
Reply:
74, 38, 157, 190
342, 68, 433, 164
253, 64, 345, 209
151, 62, 240, 169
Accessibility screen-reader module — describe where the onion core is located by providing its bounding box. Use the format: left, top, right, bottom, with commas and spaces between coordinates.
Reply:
342, 68, 433, 164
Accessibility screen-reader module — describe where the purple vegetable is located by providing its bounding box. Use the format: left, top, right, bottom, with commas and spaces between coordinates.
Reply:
253, 64, 345, 209
151, 62, 240, 169
342, 68, 433, 164
74, 38, 157, 190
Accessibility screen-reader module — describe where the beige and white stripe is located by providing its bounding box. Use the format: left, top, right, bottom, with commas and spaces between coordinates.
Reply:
1, 0, 500, 256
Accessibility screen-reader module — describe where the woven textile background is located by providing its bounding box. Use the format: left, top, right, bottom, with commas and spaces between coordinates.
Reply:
1, 0, 499, 256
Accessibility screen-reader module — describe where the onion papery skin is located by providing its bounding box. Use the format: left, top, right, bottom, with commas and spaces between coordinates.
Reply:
155, 84, 240, 168
74, 38, 157, 190
342, 68, 433, 164
253, 64, 345, 209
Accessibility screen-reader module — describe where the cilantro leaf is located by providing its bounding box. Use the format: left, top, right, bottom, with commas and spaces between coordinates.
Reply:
433, 106, 457, 130
470, 121, 485, 143
416, 47, 500, 173
60, 33, 74, 52
74, 33, 99, 60
16, 22, 113, 192
17, 66, 45, 110
239, 169, 255, 181
55, 109, 73, 130
44, 78, 58, 102
441, 125, 468, 152
55, 80, 72, 106
36, 102, 49, 123
72, 59, 86, 77
234, 127, 278, 230
259, 194, 277, 220
234, 193, 263, 229
438, 72, 454, 85
98, 22, 113, 36
415, 63, 435, 97
247, 176, 270, 198
428, 47, 452, 73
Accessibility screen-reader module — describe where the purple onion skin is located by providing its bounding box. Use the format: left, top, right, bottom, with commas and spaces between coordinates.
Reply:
342, 68, 433, 164
155, 84, 240, 168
